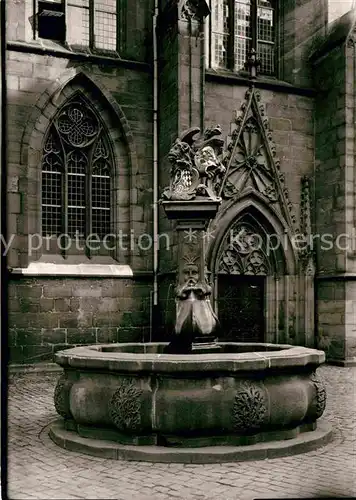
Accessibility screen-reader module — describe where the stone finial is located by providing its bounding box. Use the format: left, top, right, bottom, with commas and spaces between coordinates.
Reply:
245, 48, 261, 79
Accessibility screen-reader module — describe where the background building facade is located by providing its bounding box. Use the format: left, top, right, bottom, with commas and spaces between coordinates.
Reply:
5, 0, 356, 365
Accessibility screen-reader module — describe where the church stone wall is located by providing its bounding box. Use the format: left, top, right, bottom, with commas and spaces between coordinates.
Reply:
204, 81, 315, 347
313, 27, 356, 364
8, 278, 151, 364
279, 0, 326, 87
6, 2, 154, 364
7, 0, 356, 365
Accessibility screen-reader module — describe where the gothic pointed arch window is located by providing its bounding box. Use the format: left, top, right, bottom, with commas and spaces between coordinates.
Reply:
207, 0, 276, 75
41, 95, 113, 254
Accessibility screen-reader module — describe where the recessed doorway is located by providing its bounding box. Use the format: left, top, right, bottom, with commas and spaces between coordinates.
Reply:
217, 274, 265, 342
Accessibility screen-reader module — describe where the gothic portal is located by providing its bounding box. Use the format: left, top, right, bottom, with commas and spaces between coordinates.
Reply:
215, 213, 283, 342
206, 87, 314, 347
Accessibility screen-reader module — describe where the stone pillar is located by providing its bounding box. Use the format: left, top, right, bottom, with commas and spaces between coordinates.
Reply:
312, 17, 356, 365
160, 124, 225, 350
157, 2, 211, 337
163, 200, 221, 346
176, 220, 206, 289
158, 0, 209, 162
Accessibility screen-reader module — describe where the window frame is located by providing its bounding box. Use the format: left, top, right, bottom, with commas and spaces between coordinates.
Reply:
41, 93, 116, 259
207, 0, 278, 77
34, 0, 66, 42
33, 0, 120, 55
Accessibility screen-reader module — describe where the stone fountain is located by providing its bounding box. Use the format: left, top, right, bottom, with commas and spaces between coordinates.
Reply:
49, 125, 331, 463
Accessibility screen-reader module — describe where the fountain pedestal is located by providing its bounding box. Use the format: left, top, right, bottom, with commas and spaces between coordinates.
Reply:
162, 199, 221, 351
161, 127, 226, 351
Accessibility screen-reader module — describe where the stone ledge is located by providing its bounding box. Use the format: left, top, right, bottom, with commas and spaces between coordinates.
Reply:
54, 343, 326, 372
9, 262, 133, 277
9, 363, 63, 374
327, 357, 356, 367
7, 41, 151, 72
317, 273, 356, 280
205, 70, 316, 97
48, 420, 333, 463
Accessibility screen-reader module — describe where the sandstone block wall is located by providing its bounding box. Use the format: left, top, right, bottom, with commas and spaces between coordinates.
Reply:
8, 278, 151, 364
6, 1, 154, 363
312, 13, 356, 364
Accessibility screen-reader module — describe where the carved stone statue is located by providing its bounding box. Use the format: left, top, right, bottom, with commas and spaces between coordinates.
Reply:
161, 125, 225, 202
175, 262, 218, 336
165, 253, 219, 354
161, 126, 224, 354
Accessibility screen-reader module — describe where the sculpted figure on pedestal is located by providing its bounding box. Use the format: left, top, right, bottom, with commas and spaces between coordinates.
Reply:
161, 125, 225, 202
175, 261, 218, 337
165, 256, 219, 353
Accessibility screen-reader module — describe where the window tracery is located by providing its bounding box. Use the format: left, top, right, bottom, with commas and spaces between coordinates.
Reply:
41, 96, 113, 245
218, 221, 272, 275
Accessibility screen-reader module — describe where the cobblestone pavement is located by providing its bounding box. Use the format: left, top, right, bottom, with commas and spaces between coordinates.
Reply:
7, 365, 356, 500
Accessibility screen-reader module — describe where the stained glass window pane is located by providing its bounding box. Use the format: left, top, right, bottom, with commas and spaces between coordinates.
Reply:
234, 0, 251, 71
92, 137, 111, 237
68, 174, 86, 207
257, 0, 275, 75
211, 0, 230, 69
66, 0, 90, 46
68, 207, 86, 237
235, 0, 251, 38
41, 97, 114, 248
234, 36, 251, 71
208, 0, 275, 76
258, 42, 274, 75
42, 173, 62, 206
41, 130, 63, 236
67, 150, 87, 173
92, 209, 111, 238
92, 175, 110, 208
94, 0, 117, 51
42, 206, 62, 237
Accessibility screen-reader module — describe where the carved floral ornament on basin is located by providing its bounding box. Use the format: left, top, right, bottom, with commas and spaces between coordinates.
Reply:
50, 343, 331, 462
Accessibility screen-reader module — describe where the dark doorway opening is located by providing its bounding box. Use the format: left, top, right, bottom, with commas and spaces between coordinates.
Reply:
217, 275, 265, 342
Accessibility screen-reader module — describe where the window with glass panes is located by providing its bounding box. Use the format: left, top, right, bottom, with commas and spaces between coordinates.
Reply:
35, 0, 118, 51
41, 96, 113, 247
208, 0, 275, 75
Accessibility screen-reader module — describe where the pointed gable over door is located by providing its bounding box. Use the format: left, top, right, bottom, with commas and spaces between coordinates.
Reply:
219, 87, 297, 233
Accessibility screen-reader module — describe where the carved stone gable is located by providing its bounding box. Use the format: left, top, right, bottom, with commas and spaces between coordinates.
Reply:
219, 88, 297, 231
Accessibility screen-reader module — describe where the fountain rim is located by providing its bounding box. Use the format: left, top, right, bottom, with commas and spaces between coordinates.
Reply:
54, 342, 325, 373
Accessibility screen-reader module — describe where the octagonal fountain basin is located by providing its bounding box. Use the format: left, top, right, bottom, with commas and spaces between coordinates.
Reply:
49, 342, 332, 463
